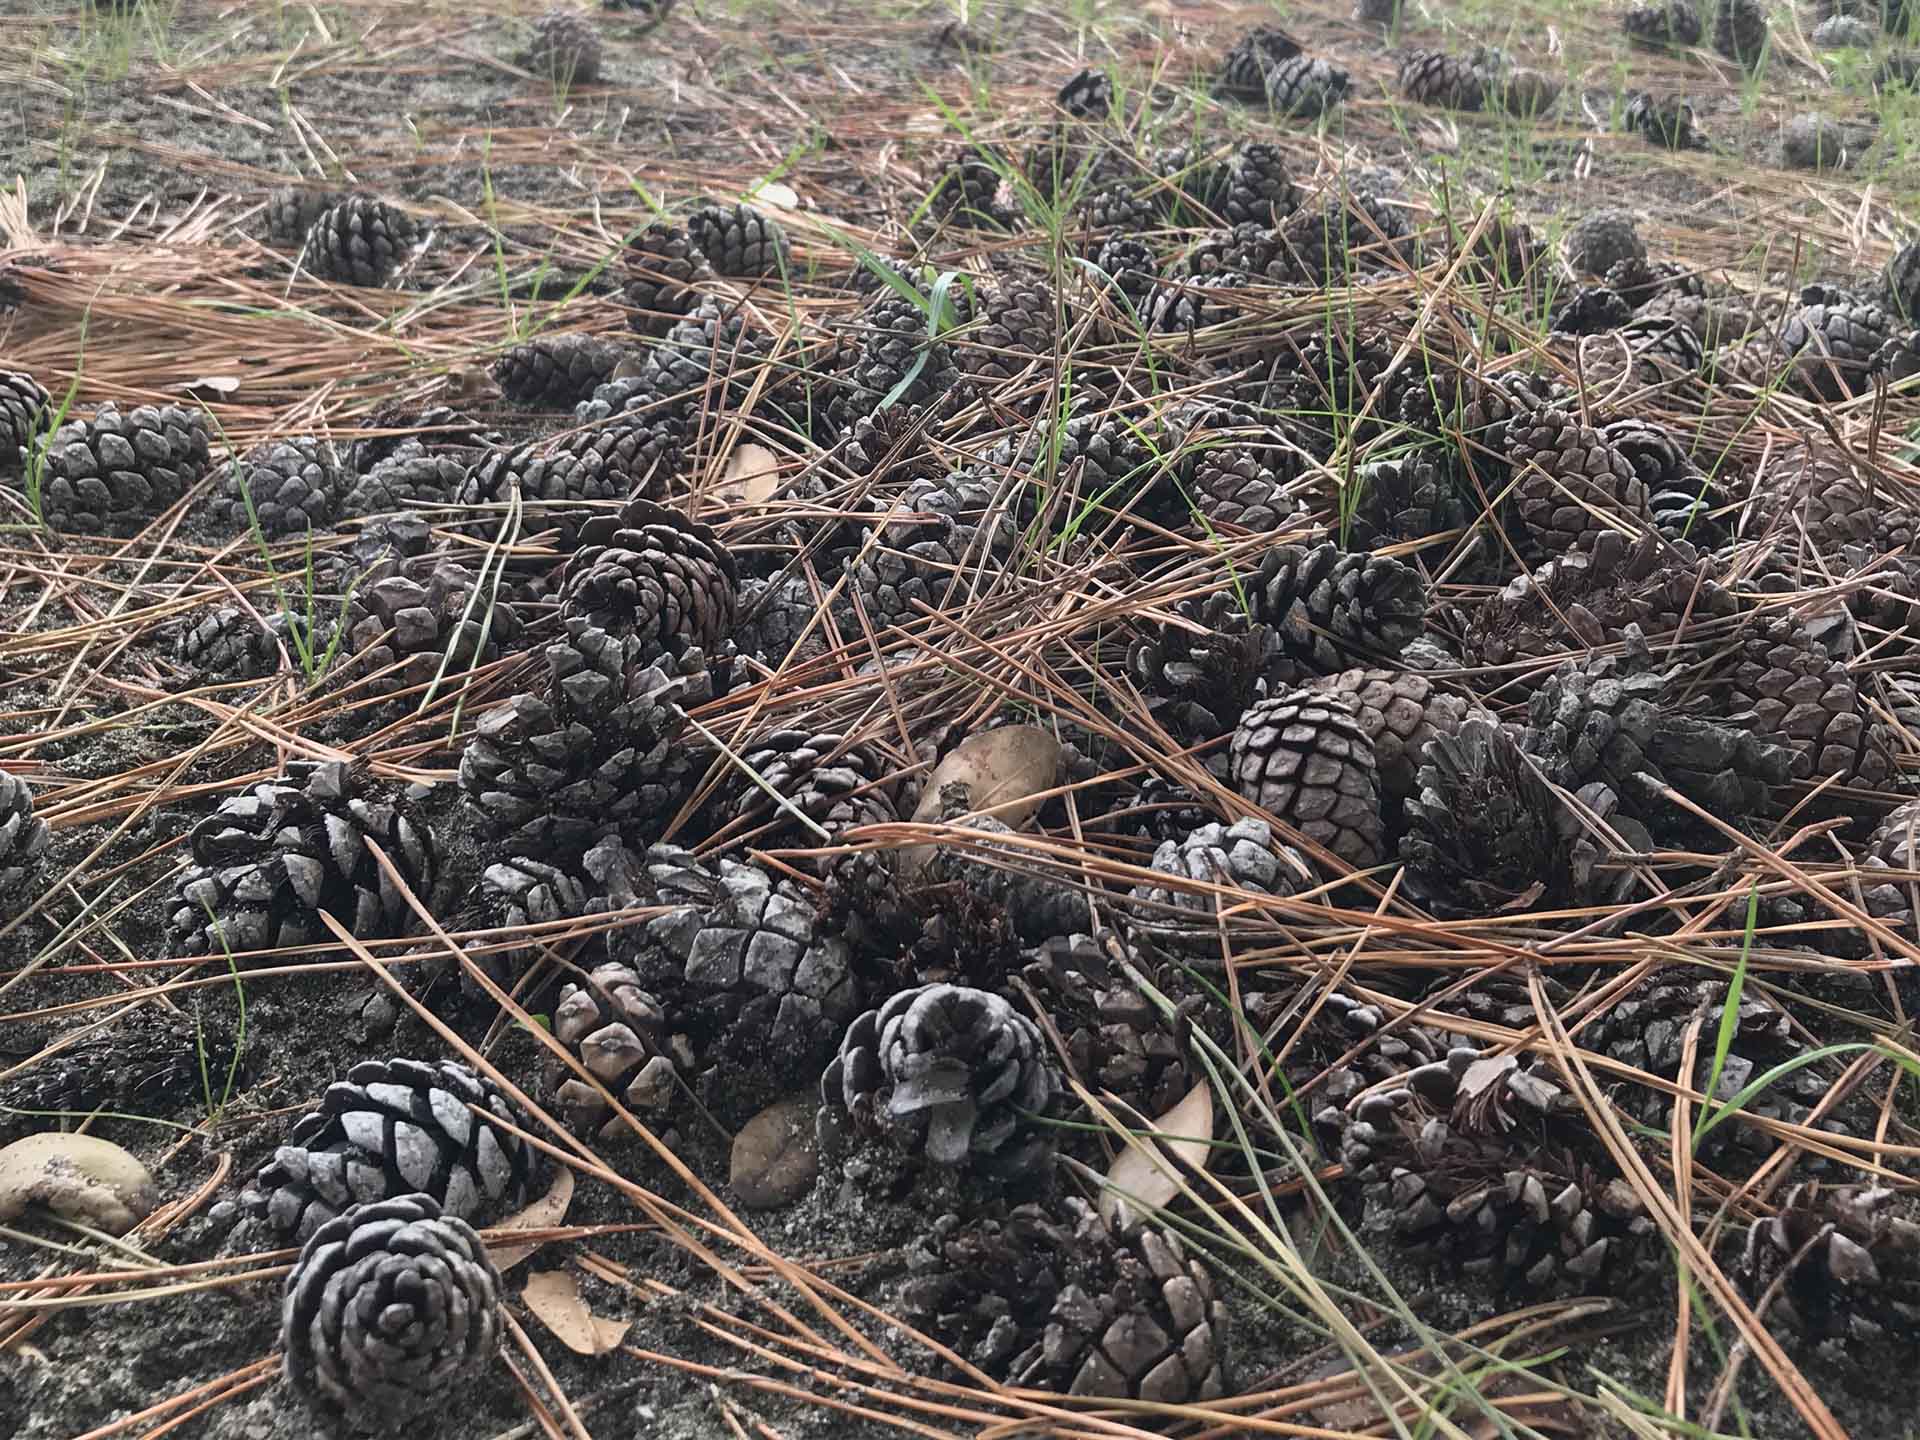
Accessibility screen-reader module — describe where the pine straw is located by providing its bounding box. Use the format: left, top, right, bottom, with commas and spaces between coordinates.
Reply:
3, 0, 1920, 1437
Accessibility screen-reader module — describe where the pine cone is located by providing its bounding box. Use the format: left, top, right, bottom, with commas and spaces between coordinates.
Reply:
1885, 236, 1920, 323
1398, 50, 1486, 110
455, 854, 594, 993
1218, 142, 1298, 226
34, 402, 211, 535
1273, 190, 1415, 285
961, 277, 1054, 384
930, 144, 1007, 227
1490, 66, 1560, 118
1306, 667, 1474, 803
1736, 1184, 1920, 1343
1078, 184, 1157, 235
1712, 0, 1770, 66
1578, 971, 1826, 1144
903, 1197, 1228, 1403
720, 729, 898, 853
175, 604, 289, 680
1562, 209, 1646, 277
1343, 453, 1479, 562
493, 333, 625, 407
1019, 934, 1197, 1119
280, 1193, 501, 1432
1189, 447, 1303, 532
218, 436, 341, 536
305, 195, 417, 287
1127, 818, 1306, 956
1265, 55, 1350, 118
0, 768, 49, 904
1716, 614, 1897, 787
1400, 717, 1572, 917
1778, 297, 1894, 400
1549, 285, 1632, 335
461, 417, 686, 545
1602, 418, 1728, 546
1872, 329, 1920, 383
601, 297, 773, 420
1127, 594, 1288, 740
1055, 66, 1115, 118
551, 961, 677, 1136
560, 496, 737, 659
1321, 1049, 1659, 1291
1240, 542, 1428, 671
687, 201, 789, 277
330, 554, 521, 699
1624, 0, 1703, 47
1089, 235, 1158, 316
524, 8, 601, 83
169, 761, 438, 958
1229, 687, 1385, 867
340, 441, 467, 520
1465, 532, 1739, 669
620, 219, 711, 335
0, 1005, 240, 1125
1506, 407, 1650, 557
1522, 651, 1795, 836
1217, 24, 1300, 97
823, 982, 1057, 1177
266, 186, 347, 247
244, 1058, 538, 1239
1149, 145, 1229, 221
1867, 799, 1920, 869
1606, 257, 1704, 307
613, 848, 861, 1101
0, 369, 50, 478
346, 403, 495, 477
835, 292, 961, 423
458, 619, 710, 853
844, 472, 1005, 630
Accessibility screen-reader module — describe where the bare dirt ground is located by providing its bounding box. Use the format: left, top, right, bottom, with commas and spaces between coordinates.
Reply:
2, 1, 1920, 1438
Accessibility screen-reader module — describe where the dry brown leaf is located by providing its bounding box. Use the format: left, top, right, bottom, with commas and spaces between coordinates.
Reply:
714, 442, 780, 507
1099, 1080, 1213, 1231
180, 375, 240, 399
901, 726, 1059, 878
522, 1268, 630, 1356
487, 1165, 574, 1273
729, 1093, 819, 1209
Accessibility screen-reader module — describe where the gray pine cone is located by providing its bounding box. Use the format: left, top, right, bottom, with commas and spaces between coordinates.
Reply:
218, 436, 342, 536
280, 1192, 502, 1432
457, 619, 711, 854
822, 982, 1057, 1177
561, 496, 739, 661
168, 761, 437, 959
687, 201, 789, 277
245, 1057, 539, 1240
550, 961, 676, 1136
305, 195, 418, 287
0, 369, 51, 478
0, 767, 51, 904
36, 402, 212, 536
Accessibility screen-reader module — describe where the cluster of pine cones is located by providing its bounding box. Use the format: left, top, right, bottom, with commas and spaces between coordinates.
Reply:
6, 27, 1920, 1433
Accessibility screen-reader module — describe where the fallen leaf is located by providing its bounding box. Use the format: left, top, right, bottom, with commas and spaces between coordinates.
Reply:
180, 375, 240, 400
487, 1165, 574, 1273
1099, 1080, 1213, 1232
522, 1268, 630, 1355
901, 726, 1059, 878
749, 180, 800, 210
729, 1094, 819, 1209
714, 442, 780, 507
